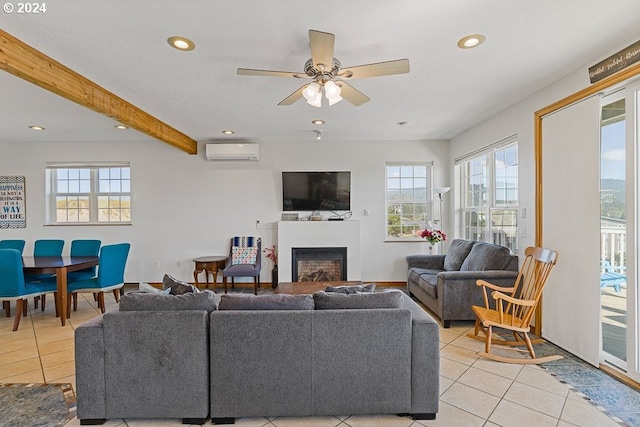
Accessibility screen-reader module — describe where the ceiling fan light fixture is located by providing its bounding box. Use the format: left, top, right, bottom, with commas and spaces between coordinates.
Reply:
307, 91, 322, 107
328, 95, 343, 106
324, 80, 341, 100
303, 82, 321, 101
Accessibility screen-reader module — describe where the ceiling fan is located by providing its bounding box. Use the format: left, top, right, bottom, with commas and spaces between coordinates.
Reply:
237, 29, 410, 107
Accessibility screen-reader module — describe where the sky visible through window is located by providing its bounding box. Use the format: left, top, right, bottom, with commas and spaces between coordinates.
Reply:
601, 120, 625, 180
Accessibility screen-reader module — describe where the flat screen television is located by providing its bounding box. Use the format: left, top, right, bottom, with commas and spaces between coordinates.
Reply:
282, 171, 351, 211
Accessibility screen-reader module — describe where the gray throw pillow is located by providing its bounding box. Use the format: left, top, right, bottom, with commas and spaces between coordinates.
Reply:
162, 274, 199, 295
218, 294, 315, 310
325, 283, 376, 294
460, 242, 512, 271
443, 239, 475, 271
313, 290, 404, 310
119, 290, 219, 312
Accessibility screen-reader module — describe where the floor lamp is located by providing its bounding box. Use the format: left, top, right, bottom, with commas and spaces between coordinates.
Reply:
432, 187, 451, 232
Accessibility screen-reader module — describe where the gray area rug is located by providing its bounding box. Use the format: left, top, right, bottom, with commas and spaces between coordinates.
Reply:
0, 383, 76, 427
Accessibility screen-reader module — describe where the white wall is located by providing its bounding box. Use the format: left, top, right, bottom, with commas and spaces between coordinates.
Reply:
0, 138, 448, 284
449, 68, 591, 253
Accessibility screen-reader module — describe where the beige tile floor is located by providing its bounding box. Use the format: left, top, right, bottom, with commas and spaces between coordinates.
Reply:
0, 291, 625, 427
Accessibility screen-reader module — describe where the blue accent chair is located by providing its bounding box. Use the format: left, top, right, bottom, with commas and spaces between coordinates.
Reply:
66, 243, 130, 316
222, 236, 261, 295
0, 240, 26, 254
0, 249, 58, 331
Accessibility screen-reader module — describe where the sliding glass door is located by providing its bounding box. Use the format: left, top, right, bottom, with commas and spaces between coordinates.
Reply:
600, 81, 640, 383
600, 93, 627, 370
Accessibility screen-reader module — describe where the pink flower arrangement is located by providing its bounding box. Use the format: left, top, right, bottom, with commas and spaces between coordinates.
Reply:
263, 245, 278, 265
420, 229, 446, 245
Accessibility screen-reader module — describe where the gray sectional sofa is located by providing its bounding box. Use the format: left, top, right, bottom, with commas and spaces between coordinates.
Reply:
406, 239, 519, 328
74, 288, 440, 425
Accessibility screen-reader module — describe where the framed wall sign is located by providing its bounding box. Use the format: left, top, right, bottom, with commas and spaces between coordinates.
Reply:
0, 176, 26, 228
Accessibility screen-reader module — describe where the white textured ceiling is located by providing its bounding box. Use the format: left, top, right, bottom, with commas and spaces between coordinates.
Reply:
2, 0, 640, 150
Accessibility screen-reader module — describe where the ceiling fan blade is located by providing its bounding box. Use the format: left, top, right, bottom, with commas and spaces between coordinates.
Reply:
278, 84, 307, 106
337, 82, 370, 106
237, 68, 309, 79
339, 59, 410, 79
309, 30, 335, 72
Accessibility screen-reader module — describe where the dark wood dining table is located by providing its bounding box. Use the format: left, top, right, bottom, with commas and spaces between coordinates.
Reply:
22, 256, 99, 326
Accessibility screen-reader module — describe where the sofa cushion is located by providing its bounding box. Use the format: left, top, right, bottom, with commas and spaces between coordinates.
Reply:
218, 294, 315, 310
162, 274, 199, 295
415, 273, 438, 299
460, 242, 512, 271
119, 290, 219, 312
313, 290, 404, 310
325, 283, 376, 294
443, 239, 475, 271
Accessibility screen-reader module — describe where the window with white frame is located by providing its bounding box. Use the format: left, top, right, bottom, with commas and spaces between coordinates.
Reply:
46, 163, 131, 224
385, 162, 433, 239
456, 137, 518, 253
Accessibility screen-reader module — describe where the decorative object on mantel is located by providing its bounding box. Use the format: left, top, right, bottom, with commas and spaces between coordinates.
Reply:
310, 210, 323, 221
329, 210, 352, 220
264, 245, 278, 288
0, 176, 26, 229
281, 212, 299, 221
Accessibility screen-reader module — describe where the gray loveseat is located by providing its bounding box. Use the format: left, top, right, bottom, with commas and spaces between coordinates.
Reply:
75, 289, 440, 425
406, 239, 519, 328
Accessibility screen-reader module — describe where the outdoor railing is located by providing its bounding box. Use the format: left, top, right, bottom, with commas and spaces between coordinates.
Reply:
601, 226, 626, 271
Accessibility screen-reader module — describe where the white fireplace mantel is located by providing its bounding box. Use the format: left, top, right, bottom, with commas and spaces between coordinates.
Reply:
277, 220, 361, 283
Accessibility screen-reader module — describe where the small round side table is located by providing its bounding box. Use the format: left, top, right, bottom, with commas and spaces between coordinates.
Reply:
193, 256, 228, 289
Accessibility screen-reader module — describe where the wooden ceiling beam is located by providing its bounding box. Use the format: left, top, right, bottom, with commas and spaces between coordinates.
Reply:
0, 29, 197, 154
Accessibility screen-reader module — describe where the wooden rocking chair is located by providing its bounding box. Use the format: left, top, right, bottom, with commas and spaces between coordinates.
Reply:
468, 246, 562, 364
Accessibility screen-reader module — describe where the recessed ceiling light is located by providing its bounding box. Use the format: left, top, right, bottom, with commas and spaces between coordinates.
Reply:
114, 124, 129, 130
312, 119, 325, 125
222, 130, 235, 135
167, 36, 195, 51
29, 125, 45, 130
457, 34, 486, 49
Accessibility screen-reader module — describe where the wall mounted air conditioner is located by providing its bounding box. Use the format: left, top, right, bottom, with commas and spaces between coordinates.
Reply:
205, 142, 259, 161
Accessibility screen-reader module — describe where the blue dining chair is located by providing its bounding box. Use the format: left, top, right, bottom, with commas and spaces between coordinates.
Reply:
0, 241, 27, 315
68, 239, 101, 281
0, 249, 58, 331
34, 239, 65, 257
26, 239, 65, 282
66, 243, 130, 316
27, 239, 65, 309
67, 239, 101, 309
0, 240, 26, 254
